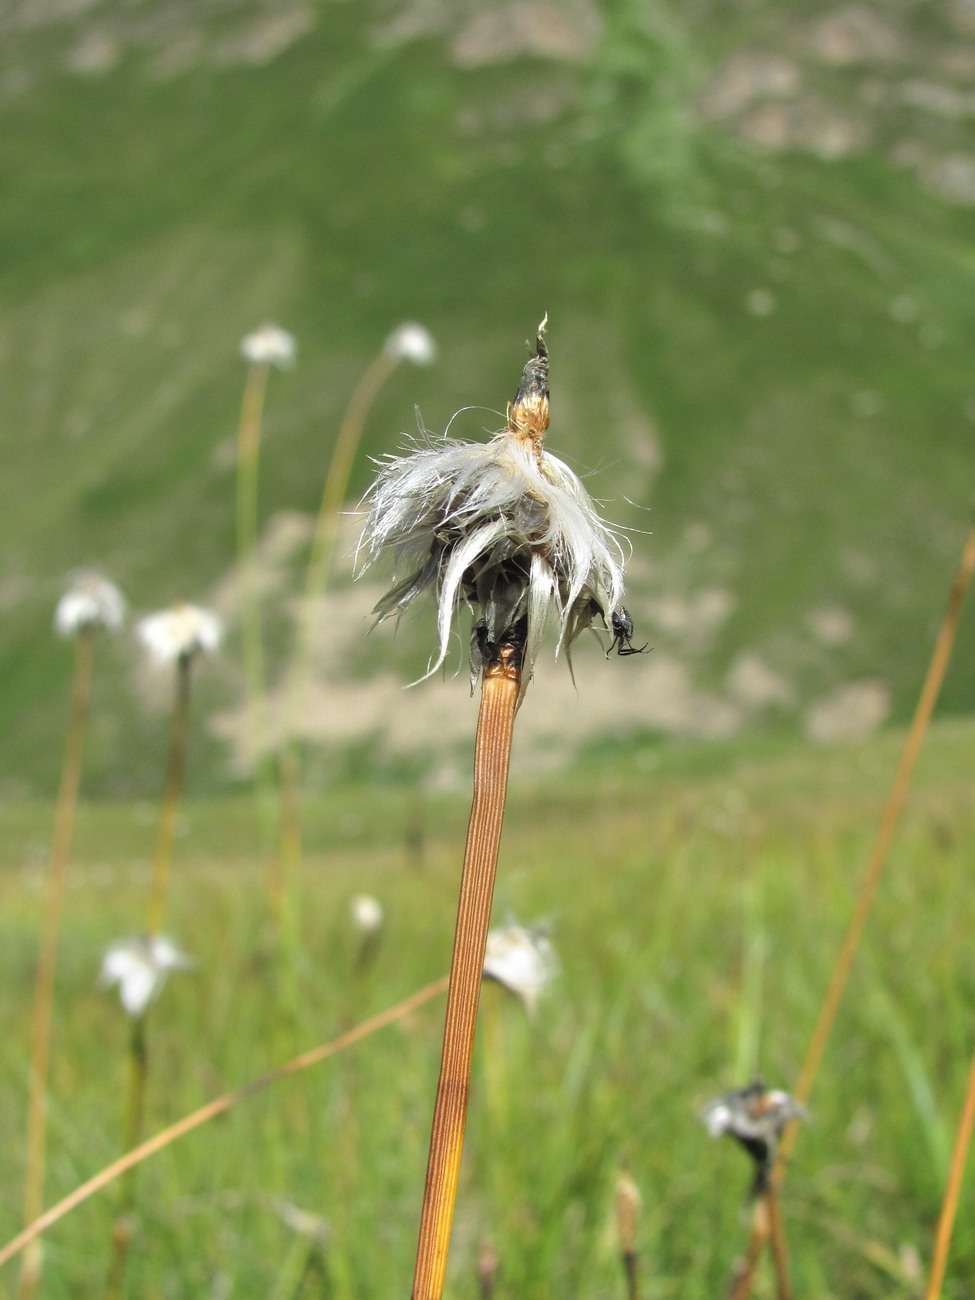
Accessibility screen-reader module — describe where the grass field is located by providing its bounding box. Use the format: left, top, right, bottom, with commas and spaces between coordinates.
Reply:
2, 720, 974, 1297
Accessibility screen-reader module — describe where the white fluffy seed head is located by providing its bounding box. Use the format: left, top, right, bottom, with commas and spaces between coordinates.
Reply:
482, 923, 559, 1015
384, 322, 437, 366
98, 934, 193, 1018
138, 603, 223, 665
350, 893, 384, 934
240, 323, 296, 368
55, 572, 126, 637
357, 327, 627, 700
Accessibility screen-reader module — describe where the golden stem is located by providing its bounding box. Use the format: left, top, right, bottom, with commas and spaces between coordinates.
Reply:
733, 517, 975, 1300
277, 349, 401, 885
728, 1199, 766, 1300
924, 1044, 975, 1300
19, 624, 95, 1300
0, 977, 449, 1274
144, 654, 192, 935
411, 641, 522, 1300
765, 1187, 792, 1300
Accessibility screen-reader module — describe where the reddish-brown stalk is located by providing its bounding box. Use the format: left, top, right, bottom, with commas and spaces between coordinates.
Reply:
410, 635, 523, 1300
0, 977, 449, 1275
19, 625, 96, 1300
732, 516, 975, 1297
923, 1044, 975, 1299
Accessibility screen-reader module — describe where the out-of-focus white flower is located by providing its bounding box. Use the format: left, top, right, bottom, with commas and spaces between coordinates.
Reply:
384, 322, 437, 367
350, 893, 384, 935
138, 603, 223, 665
357, 320, 627, 701
482, 922, 558, 1014
700, 1080, 807, 1194
55, 572, 126, 637
99, 934, 193, 1017
240, 323, 296, 369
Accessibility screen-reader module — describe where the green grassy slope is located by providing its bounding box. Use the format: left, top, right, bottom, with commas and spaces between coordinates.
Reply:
1, 2, 975, 795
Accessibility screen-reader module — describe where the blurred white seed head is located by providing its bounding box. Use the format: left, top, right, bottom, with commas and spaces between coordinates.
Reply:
55, 571, 126, 637
384, 322, 437, 367
701, 1080, 806, 1193
99, 934, 193, 1017
350, 893, 384, 935
138, 603, 223, 665
357, 320, 627, 699
240, 323, 296, 369
482, 922, 559, 1014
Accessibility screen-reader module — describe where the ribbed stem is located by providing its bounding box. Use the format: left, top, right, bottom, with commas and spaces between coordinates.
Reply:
924, 1044, 975, 1300
144, 654, 192, 935
411, 638, 522, 1300
19, 626, 96, 1300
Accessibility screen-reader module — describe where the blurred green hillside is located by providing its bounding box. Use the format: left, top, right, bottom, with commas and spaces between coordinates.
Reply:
2, 0, 975, 797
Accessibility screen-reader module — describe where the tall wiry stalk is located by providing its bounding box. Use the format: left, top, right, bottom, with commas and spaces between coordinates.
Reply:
733, 516, 975, 1297
104, 606, 219, 1299
923, 1044, 975, 1299
19, 625, 96, 1300
357, 320, 628, 1297
235, 325, 295, 923
412, 627, 523, 1299
278, 326, 436, 926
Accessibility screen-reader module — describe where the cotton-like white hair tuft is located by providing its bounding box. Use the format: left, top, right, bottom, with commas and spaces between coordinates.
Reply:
357, 328, 627, 700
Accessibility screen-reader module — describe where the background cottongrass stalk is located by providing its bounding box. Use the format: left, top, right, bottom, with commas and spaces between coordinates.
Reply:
103, 603, 219, 1297
19, 574, 123, 1300
732, 515, 975, 1298
235, 323, 295, 925
357, 319, 627, 1297
276, 323, 437, 909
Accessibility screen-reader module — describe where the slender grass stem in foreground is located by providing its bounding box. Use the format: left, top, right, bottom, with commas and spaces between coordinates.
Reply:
20, 574, 124, 1300
923, 1043, 975, 1300
733, 516, 975, 1297
357, 320, 629, 1297
0, 978, 450, 1276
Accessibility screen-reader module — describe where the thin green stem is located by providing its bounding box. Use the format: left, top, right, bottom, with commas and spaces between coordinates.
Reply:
235, 360, 280, 914
19, 625, 95, 1300
104, 1017, 148, 1300
145, 655, 192, 936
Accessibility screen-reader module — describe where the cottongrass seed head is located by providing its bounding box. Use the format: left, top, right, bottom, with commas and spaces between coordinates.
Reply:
701, 1079, 807, 1194
55, 571, 126, 637
384, 322, 437, 367
482, 922, 559, 1015
240, 322, 297, 369
357, 318, 626, 699
138, 603, 223, 666
350, 893, 385, 935
99, 934, 193, 1018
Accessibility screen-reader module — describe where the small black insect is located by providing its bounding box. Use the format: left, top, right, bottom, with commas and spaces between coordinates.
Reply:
608, 607, 648, 657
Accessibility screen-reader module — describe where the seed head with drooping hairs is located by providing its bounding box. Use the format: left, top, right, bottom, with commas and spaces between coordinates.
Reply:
357, 317, 627, 700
